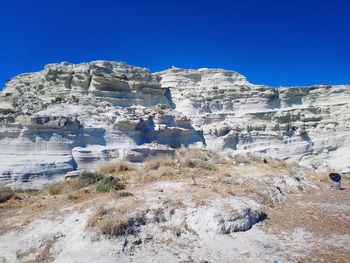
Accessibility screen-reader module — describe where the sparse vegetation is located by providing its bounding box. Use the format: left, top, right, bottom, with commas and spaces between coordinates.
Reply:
307, 168, 334, 183
68, 171, 102, 190
86, 207, 117, 235
96, 176, 125, 192
86, 207, 146, 237
116, 192, 134, 198
185, 158, 216, 170
44, 181, 67, 195
100, 161, 135, 176
0, 108, 15, 115
51, 96, 64, 103
143, 155, 175, 171
0, 187, 14, 202
159, 104, 168, 110
43, 171, 103, 195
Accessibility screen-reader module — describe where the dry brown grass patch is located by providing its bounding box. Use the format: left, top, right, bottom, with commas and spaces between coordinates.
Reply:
143, 155, 176, 171
86, 207, 128, 237
100, 161, 136, 176
307, 168, 334, 183
44, 181, 68, 195
139, 166, 178, 182
43, 171, 102, 196
86, 207, 146, 238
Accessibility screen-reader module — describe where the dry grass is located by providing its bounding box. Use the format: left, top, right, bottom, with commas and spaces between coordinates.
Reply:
100, 161, 136, 176
1, 148, 309, 232
86, 207, 127, 237
138, 166, 178, 182
178, 148, 222, 163
307, 168, 334, 183
43, 171, 102, 195
184, 158, 216, 170
44, 181, 68, 195
134, 149, 303, 186
143, 155, 176, 171
69, 171, 102, 190
136, 149, 220, 183
0, 187, 14, 203
178, 148, 222, 170
86, 207, 146, 238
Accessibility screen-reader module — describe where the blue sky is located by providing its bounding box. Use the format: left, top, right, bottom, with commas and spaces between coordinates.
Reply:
0, 0, 349, 88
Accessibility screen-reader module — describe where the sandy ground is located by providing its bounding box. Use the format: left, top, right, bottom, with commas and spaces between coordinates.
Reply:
0, 179, 349, 263
263, 180, 350, 263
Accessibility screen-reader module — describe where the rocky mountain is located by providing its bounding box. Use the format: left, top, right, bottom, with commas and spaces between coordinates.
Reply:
0, 61, 349, 185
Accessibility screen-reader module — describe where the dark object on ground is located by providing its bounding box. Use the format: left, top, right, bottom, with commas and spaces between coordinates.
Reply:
263, 158, 268, 164
329, 173, 341, 182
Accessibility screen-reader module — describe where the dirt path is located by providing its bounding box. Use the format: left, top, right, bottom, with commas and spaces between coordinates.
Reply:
263, 181, 350, 262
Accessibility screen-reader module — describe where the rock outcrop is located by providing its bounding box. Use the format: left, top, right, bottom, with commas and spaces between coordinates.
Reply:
158, 68, 350, 168
0, 61, 349, 185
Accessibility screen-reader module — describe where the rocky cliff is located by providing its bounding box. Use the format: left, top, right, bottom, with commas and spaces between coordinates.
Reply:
0, 61, 349, 185
158, 68, 350, 169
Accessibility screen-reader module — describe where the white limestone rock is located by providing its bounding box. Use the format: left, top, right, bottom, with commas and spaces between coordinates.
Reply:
1, 61, 350, 185
157, 68, 350, 171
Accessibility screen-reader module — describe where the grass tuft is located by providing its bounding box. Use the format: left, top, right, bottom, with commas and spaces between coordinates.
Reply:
45, 182, 67, 195
86, 207, 146, 238
143, 155, 175, 171
0, 187, 14, 203
96, 176, 125, 192
100, 162, 135, 176
68, 171, 102, 191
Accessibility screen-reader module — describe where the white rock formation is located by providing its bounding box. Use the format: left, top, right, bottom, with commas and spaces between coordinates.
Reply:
0, 61, 349, 185
158, 68, 350, 169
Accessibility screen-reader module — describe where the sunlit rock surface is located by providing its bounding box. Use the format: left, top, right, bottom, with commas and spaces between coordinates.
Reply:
0, 61, 349, 185
158, 68, 350, 169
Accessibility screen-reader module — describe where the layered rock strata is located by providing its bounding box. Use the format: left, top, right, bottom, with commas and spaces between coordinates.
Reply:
0, 61, 349, 184
158, 68, 350, 168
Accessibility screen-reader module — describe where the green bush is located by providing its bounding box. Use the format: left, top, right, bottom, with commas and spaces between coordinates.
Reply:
0, 108, 15, 115
0, 187, 14, 202
69, 171, 102, 190
96, 176, 125, 192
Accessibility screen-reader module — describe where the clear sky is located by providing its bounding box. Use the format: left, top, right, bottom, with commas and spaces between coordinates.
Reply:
0, 0, 349, 88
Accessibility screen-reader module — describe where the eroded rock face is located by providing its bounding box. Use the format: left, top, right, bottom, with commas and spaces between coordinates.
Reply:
0, 61, 349, 185
158, 68, 350, 169
0, 61, 203, 185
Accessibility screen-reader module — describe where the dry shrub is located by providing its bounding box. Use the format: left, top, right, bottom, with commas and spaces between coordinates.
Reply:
143, 155, 175, 171
86, 207, 128, 237
232, 154, 262, 165
178, 148, 208, 161
116, 192, 134, 198
185, 159, 216, 170
307, 168, 334, 183
44, 181, 68, 195
68, 171, 102, 191
0, 187, 14, 203
162, 199, 185, 209
212, 173, 241, 185
86, 207, 146, 238
100, 161, 135, 176
44, 171, 102, 195
141, 166, 177, 182
177, 148, 217, 170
